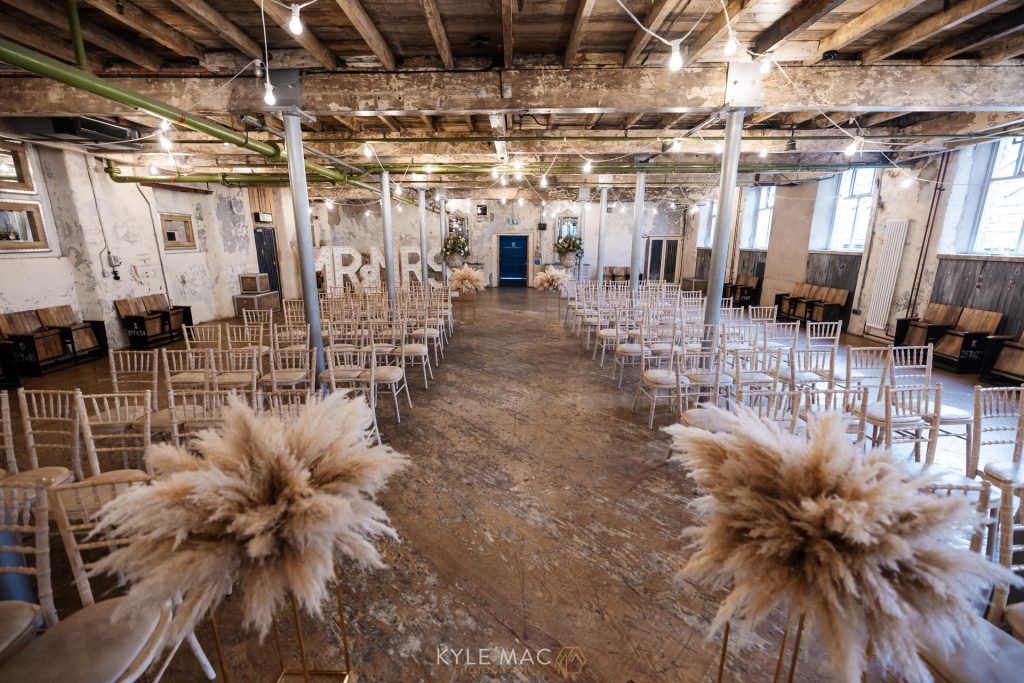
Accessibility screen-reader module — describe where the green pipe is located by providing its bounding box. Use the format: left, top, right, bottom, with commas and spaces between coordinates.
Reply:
104, 160, 339, 185
0, 37, 363, 185
65, 0, 87, 71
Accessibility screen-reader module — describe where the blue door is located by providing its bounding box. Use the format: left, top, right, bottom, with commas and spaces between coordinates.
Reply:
498, 235, 528, 287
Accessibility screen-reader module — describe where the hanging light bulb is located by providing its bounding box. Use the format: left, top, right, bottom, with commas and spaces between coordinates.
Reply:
491, 167, 499, 179
425, 164, 434, 174
759, 58, 772, 75
669, 202, 676, 210
148, 163, 158, 175
724, 33, 739, 57
540, 174, 548, 188
393, 184, 402, 196
325, 199, 334, 208
500, 175, 508, 187
582, 159, 592, 173
517, 196, 524, 206
263, 81, 276, 106
668, 40, 683, 71
501, 197, 507, 205
397, 203, 403, 212
713, 142, 723, 155
759, 147, 768, 158
166, 152, 175, 165
620, 204, 627, 214
844, 136, 862, 157
653, 207, 659, 216
158, 134, 172, 151
514, 171, 523, 181
900, 174, 914, 188
785, 128, 797, 152
159, 120, 171, 131
671, 138, 682, 152
690, 205, 700, 215
364, 209, 371, 217
288, 4, 304, 36
363, 143, 373, 158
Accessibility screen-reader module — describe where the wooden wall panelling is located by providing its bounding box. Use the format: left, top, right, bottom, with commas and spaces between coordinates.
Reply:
737, 250, 767, 278
805, 252, 862, 291
695, 248, 711, 280
931, 257, 1024, 336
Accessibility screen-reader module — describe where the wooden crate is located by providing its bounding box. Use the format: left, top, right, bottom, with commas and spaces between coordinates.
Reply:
233, 291, 280, 316
240, 273, 271, 293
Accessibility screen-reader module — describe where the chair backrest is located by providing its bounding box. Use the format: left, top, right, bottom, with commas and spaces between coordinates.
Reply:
142, 293, 171, 310
748, 305, 777, 323
0, 310, 46, 336
273, 324, 310, 350
922, 302, 962, 326
0, 482, 58, 626
970, 385, 1024, 478
243, 308, 272, 328
224, 323, 264, 351
183, 324, 221, 350
789, 347, 836, 377
109, 350, 159, 409
211, 350, 259, 393
846, 346, 892, 402
883, 383, 942, 463
258, 389, 318, 421
762, 321, 800, 349
890, 344, 933, 387
283, 299, 305, 326
114, 297, 148, 318
806, 321, 841, 348
954, 308, 1002, 334
17, 388, 82, 479
734, 388, 802, 434
1, 390, 17, 474
167, 389, 253, 449
803, 386, 869, 444
162, 348, 215, 386
920, 482, 991, 554
35, 305, 81, 328
77, 391, 152, 476
50, 475, 151, 607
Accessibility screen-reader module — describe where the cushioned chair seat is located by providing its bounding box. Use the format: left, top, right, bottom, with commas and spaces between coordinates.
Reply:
680, 408, 734, 433
597, 329, 627, 340
724, 342, 754, 351
925, 403, 972, 422
0, 466, 73, 487
0, 597, 168, 683
778, 366, 827, 383
615, 343, 649, 355
259, 371, 308, 386
642, 369, 682, 386
865, 402, 927, 425
216, 372, 254, 386
0, 601, 42, 664
920, 618, 1024, 683
361, 343, 396, 354
583, 318, 608, 326
984, 460, 1024, 485
146, 409, 173, 431
362, 366, 404, 383
685, 372, 733, 385
168, 372, 208, 385
402, 343, 429, 355
649, 343, 682, 356
411, 328, 441, 339
737, 371, 775, 385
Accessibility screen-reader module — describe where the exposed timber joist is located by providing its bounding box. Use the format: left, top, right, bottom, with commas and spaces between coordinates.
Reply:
979, 31, 1024, 63
858, 111, 909, 127
4, 66, 1024, 117
501, 0, 513, 70
623, 113, 644, 129
860, 0, 1010, 64
0, 19, 102, 70
683, 0, 757, 67
0, 0, 162, 70
804, 0, 931, 65
165, 0, 263, 60
564, 0, 597, 67
624, 0, 685, 67
251, 0, 336, 70
420, 0, 453, 70
922, 7, 1024, 64
81, 0, 205, 63
334, 0, 397, 71
754, 0, 846, 56
377, 115, 402, 132
899, 111, 1024, 149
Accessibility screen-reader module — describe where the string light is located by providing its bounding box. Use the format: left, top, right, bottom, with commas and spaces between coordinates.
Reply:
517, 197, 524, 206
713, 142, 723, 155
844, 136, 863, 157
759, 58, 772, 75
500, 175, 508, 186
159, 120, 171, 131
148, 163, 158, 175
540, 175, 548, 188
158, 134, 172, 151
620, 204, 626, 214
671, 138, 682, 152
393, 184, 403, 196
668, 40, 683, 71
582, 159, 592, 173
288, 4, 304, 35
396, 203, 403, 212
669, 202, 676, 210
425, 164, 434, 174
900, 174, 915, 188
166, 153, 175, 165
501, 197, 507, 205
653, 207, 659, 215
491, 168, 499, 179
690, 205, 700, 215
758, 147, 768, 158
263, 81, 276, 106
363, 143, 372, 158
724, 32, 738, 57
364, 209, 371, 217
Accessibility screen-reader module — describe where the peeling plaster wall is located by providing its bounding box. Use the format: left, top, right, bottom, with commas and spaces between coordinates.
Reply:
0, 146, 258, 349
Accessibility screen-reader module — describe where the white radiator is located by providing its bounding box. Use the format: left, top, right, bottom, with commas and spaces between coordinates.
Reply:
865, 219, 910, 333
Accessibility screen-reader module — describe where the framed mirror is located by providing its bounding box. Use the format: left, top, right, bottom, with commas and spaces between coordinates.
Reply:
448, 213, 468, 238
557, 216, 580, 239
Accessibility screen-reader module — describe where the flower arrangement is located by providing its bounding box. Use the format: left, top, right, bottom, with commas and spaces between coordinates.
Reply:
448, 264, 485, 293
534, 268, 569, 291
553, 235, 583, 257
94, 393, 407, 645
664, 405, 1019, 683
441, 233, 470, 259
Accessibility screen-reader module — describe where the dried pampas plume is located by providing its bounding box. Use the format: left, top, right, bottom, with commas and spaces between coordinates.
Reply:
534, 268, 568, 291
93, 392, 407, 646
665, 405, 1019, 683
448, 264, 486, 293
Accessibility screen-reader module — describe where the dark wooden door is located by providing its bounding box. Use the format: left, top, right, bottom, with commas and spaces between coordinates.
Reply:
499, 235, 528, 287
254, 227, 281, 293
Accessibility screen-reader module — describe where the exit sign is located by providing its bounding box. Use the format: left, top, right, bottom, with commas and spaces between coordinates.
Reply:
506, 217, 520, 225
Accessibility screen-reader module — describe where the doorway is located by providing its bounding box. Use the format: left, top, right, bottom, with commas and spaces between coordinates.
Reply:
498, 235, 529, 287
253, 227, 281, 293
645, 237, 682, 283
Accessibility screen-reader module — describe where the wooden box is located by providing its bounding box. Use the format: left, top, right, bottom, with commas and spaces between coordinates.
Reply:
240, 273, 271, 294
233, 291, 280, 316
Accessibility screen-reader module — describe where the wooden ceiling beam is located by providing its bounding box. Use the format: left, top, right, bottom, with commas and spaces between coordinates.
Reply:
377, 115, 402, 132
900, 111, 1024, 149
625, 0, 686, 66
420, 115, 437, 132
923, 7, 1024, 64
754, 0, 846, 56
683, 0, 757, 67
333, 116, 361, 132
251, 0, 336, 70
501, 0, 513, 69
165, 0, 262, 60
979, 31, 1024, 63
0, 17, 103, 70
333, 0, 396, 71
861, 0, 1009, 64
80, 0, 205, 63
565, 0, 597, 67
624, 113, 644, 129
585, 113, 602, 129
857, 111, 908, 127
419, 0, 453, 70
780, 111, 819, 127
658, 113, 686, 129
746, 112, 778, 125
804, 0, 930, 65
464, 115, 475, 132
0, 0, 162, 70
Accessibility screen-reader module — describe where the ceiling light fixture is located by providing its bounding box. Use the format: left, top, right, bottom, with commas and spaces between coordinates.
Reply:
159, 120, 171, 131
363, 143, 372, 158
668, 40, 683, 71
582, 159, 592, 173
517, 197, 524, 206
759, 58, 772, 75
288, 3, 304, 36
759, 147, 768, 158
844, 136, 863, 157
263, 81, 276, 106
393, 184, 402, 196
540, 175, 548, 188
690, 205, 699, 215
724, 33, 739, 57
501, 197, 507, 205
158, 134, 172, 151
500, 175, 508, 186
713, 142, 723, 155
491, 168, 499, 179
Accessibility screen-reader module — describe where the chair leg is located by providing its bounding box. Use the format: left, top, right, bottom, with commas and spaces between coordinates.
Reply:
648, 390, 657, 429
988, 482, 1015, 624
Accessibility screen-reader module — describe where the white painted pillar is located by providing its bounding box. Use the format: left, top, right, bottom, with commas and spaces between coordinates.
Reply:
577, 187, 590, 281
282, 113, 324, 375
704, 109, 746, 328
418, 188, 429, 283
597, 187, 608, 286
438, 189, 448, 278
630, 172, 646, 294
380, 170, 397, 301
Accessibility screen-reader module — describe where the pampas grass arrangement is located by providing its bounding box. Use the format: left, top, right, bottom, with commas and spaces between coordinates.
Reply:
93, 392, 407, 646
534, 268, 569, 291
665, 405, 1019, 683
449, 264, 485, 293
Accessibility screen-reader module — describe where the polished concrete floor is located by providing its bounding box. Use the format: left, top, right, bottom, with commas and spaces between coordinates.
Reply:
12, 288, 1013, 682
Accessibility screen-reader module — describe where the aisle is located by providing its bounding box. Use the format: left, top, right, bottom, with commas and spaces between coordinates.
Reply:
320, 288, 832, 682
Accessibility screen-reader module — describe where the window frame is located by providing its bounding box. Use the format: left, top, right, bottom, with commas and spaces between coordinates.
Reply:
0, 142, 35, 193
697, 201, 718, 248
160, 213, 197, 250
0, 199, 49, 251
826, 168, 877, 252
968, 137, 1024, 255
744, 186, 775, 249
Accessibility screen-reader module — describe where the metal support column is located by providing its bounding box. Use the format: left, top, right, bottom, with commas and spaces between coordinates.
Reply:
704, 109, 746, 328
629, 172, 646, 294
418, 189, 430, 284
577, 187, 590, 281
381, 171, 397, 301
282, 113, 324, 375
438, 190, 448, 278
597, 187, 608, 287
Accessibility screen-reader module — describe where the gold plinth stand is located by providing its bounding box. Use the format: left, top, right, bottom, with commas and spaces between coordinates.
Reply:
208, 571, 352, 683
454, 291, 477, 324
